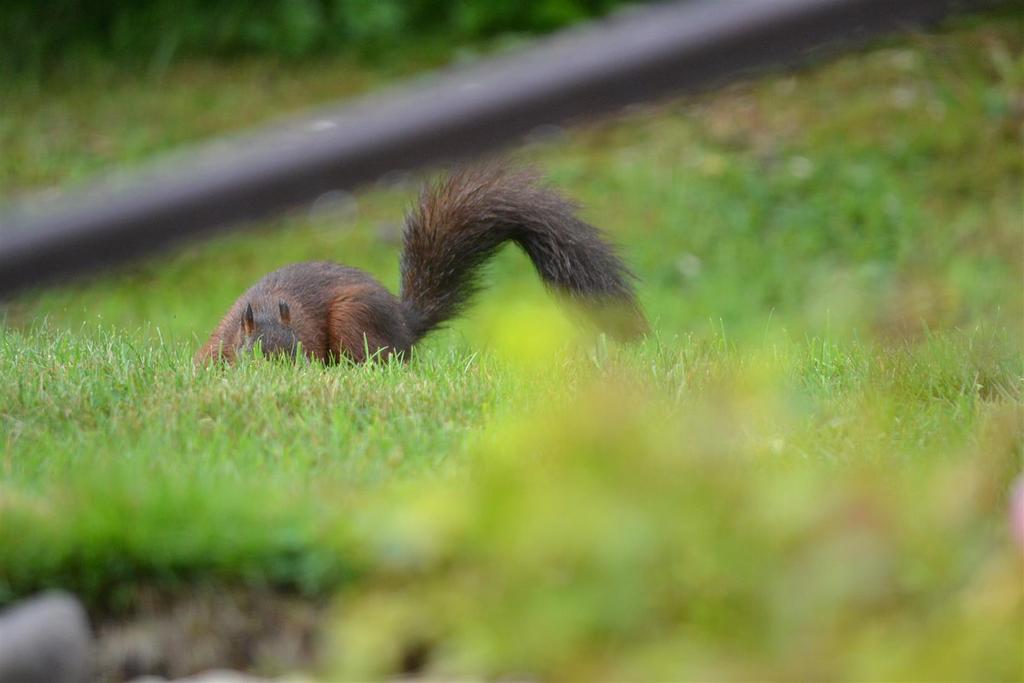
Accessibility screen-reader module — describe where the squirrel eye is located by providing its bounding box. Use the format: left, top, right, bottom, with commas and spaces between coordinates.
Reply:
279, 300, 291, 325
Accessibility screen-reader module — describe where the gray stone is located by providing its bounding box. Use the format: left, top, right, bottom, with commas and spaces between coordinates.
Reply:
0, 591, 93, 683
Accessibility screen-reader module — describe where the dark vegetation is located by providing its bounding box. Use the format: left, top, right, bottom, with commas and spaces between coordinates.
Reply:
1, 0, 627, 78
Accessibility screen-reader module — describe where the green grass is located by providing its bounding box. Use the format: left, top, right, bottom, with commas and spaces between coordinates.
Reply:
1, 13, 1022, 681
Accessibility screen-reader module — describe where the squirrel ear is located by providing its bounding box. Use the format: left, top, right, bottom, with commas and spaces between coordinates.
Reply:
241, 303, 255, 335
279, 300, 291, 325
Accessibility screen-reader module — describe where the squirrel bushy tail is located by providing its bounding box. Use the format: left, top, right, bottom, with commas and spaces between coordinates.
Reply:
399, 165, 645, 342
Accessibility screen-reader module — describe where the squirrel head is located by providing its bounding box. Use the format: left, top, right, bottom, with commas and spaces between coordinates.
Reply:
239, 300, 300, 359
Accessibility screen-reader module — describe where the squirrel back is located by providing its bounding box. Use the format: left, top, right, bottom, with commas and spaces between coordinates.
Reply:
195, 165, 645, 365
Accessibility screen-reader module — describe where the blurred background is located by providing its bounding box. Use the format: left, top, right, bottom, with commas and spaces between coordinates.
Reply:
0, 1, 1021, 681
1, 0, 626, 77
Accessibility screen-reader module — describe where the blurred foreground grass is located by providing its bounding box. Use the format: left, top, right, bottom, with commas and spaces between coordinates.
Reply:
1, 12, 1022, 681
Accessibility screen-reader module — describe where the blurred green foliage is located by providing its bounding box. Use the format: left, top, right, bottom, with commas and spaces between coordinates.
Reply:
331, 383, 1021, 681
0, 0, 626, 77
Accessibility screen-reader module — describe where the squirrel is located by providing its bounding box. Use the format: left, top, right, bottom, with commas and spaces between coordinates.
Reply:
195, 164, 646, 365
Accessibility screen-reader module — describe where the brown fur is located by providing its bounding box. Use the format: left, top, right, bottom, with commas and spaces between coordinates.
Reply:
400, 164, 646, 339
325, 284, 401, 362
196, 165, 645, 366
